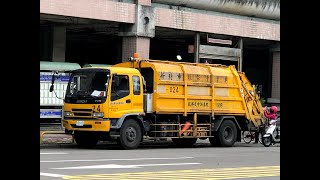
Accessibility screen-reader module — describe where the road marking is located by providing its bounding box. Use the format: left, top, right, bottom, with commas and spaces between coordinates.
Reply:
41, 157, 193, 163
40, 172, 66, 177
40, 152, 68, 155
62, 165, 280, 180
53, 163, 201, 170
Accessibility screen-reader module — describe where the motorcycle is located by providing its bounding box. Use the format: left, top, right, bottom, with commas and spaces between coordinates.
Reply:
262, 116, 280, 147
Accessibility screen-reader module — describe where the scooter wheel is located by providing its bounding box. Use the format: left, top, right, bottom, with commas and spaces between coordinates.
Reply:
262, 136, 272, 147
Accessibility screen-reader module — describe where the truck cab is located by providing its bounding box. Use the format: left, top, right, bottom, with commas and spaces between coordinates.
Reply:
61, 67, 144, 149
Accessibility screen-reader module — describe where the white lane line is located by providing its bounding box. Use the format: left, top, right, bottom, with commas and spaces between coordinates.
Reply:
52, 162, 201, 169
41, 156, 193, 163
54, 164, 139, 169
40, 172, 66, 177
40, 152, 68, 155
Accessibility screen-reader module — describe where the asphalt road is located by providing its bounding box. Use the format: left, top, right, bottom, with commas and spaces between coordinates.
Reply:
40, 140, 280, 180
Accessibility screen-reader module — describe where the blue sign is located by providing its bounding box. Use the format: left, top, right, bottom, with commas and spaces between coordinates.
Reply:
40, 74, 70, 82
40, 111, 62, 117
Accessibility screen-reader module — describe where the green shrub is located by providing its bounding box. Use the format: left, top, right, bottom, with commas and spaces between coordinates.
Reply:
260, 97, 266, 106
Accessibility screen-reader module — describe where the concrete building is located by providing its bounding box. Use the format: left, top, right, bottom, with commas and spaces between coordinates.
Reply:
40, 0, 280, 108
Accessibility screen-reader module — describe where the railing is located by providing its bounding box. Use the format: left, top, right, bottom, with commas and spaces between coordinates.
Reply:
149, 123, 212, 138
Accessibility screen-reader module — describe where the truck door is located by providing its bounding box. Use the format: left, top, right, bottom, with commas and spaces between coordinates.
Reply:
131, 75, 143, 112
108, 74, 132, 118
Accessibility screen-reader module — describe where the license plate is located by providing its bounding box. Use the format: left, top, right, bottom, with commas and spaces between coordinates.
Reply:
76, 120, 84, 126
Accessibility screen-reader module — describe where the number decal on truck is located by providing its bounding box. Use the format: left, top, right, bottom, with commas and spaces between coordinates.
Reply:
169, 86, 179, 93
92, 105, 101, 112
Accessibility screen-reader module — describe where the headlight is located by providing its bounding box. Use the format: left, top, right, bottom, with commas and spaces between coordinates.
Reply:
93, 112, 104, 118
64, 111, 72, 117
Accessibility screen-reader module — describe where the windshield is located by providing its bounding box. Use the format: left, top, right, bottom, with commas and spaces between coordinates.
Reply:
65, 69, 110, 104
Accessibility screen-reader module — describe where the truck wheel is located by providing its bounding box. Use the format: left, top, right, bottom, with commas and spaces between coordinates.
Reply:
118, 120, 142, 150
172, 138, 197, 147
210, 120, 237, 147
74, 132, 98, 149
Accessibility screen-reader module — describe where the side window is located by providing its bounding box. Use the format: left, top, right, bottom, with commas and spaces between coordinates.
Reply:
111, 75, 129, 101
133, 76, 141, 95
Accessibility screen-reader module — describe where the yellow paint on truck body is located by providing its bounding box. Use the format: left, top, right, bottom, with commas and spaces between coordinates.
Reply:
114, 59, 265, 127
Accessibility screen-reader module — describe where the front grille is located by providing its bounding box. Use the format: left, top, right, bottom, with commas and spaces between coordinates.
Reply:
72, 109, 92, 117
71, 124, 92, 128
72, 109, 92, 112
74, 112, 92, 116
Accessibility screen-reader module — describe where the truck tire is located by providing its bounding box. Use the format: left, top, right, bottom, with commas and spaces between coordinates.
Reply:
172, 138, 197, 147
74, 132, 98, 149
209, 120, 237, 147
118, 120, 142, 150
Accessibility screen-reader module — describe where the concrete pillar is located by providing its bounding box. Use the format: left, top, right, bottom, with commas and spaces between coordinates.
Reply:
194, 32, 200, 63
122, 36, 150, 61
271, 44, 280, 98
136, 0, 151, 6
52, 26, 66, 62
120, 3, 155, 62
40, 25, 52, 61
238, 38, 243, 71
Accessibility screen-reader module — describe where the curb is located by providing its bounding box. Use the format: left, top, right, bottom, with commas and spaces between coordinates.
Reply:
40, 131, 74, 144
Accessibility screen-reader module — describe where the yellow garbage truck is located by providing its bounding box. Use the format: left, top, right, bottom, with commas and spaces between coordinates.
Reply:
53, 55, 266, 149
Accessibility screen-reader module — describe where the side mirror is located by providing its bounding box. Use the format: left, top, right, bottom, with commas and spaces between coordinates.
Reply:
50, 71, 58, 92
51, 72, 57, 85
49, 84, 54, 92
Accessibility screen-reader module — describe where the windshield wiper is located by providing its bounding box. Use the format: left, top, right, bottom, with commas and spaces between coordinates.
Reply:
90, 95, 99, 99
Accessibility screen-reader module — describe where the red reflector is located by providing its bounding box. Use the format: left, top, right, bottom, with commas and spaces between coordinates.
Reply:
95, 122, 101, 124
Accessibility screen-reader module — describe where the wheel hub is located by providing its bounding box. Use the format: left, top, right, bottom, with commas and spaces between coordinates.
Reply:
224, 127, 232, 141
126, 127, 137, 142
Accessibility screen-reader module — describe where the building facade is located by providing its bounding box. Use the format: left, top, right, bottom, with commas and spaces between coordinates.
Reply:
40, 0, 280, 107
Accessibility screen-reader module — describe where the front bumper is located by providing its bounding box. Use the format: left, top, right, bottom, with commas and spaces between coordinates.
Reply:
63, 119, 111, 132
